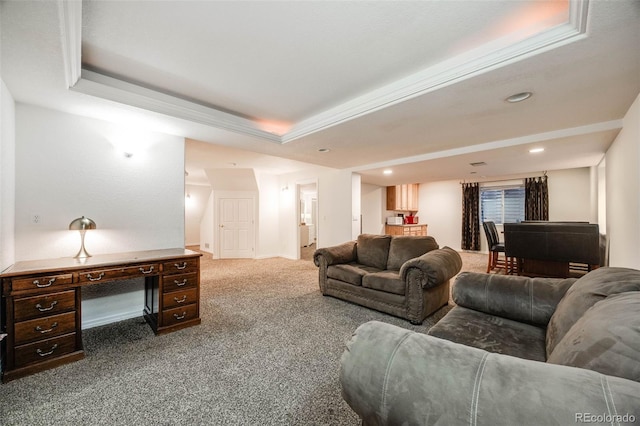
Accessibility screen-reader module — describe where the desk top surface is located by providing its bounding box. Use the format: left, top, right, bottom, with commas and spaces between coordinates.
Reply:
1, 248, 202, 278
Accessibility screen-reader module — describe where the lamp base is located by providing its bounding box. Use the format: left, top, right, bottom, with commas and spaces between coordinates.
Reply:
73, 230, 92, 258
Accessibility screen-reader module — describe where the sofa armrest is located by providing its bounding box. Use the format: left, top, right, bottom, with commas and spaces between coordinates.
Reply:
399, 246, 462, 289
341, 321, 640, 426
453, 272, 576, 326
313, 241, 357, 267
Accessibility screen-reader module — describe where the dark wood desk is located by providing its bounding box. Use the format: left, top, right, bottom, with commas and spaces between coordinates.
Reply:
0, 248, 202, 382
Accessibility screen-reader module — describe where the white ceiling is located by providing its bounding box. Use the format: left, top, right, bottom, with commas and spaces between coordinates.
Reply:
2, 0, 639, 187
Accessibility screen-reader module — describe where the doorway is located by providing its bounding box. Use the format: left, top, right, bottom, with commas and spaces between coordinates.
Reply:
298, 182, 318, 260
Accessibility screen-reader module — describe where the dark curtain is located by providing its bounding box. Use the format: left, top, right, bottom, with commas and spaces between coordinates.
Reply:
525, 176, 549, 221
461, 182, 480, 250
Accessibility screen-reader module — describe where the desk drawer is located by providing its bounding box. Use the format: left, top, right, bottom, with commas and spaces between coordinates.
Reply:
163, 272, 198, 293
14, 333, 77, 368
163, 258, 199, 275
162, 288, 198, 310
14, 290, 76, 321
11, 274, 73, 292
162, 304, 198, 327
14, 311, 76, 345
78, 263, 158, 284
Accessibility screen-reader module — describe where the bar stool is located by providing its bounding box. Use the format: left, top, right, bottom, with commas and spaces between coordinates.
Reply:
483, 221, 509, 273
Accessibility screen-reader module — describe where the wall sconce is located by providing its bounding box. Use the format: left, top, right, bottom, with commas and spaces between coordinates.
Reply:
69, 216, 96, 258
282, 185, 289, 192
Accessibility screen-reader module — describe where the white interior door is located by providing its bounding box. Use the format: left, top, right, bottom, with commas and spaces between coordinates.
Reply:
219, 198, 254, 258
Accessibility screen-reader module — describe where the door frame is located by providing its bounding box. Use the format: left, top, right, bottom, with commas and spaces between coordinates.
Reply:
297, 179, 319, 260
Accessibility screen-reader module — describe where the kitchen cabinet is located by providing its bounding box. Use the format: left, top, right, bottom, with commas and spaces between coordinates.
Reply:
386, 184, 419, 211
385, 224, 428, 236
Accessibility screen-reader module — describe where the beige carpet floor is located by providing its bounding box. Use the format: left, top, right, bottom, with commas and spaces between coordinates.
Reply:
0, 248, 489, 426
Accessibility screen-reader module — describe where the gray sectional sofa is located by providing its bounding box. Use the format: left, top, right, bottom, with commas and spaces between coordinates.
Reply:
340, 267, 640, 425
313, 234, 462, 324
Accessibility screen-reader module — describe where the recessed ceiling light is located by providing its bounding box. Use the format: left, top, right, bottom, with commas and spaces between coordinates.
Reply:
383, 169, 393, 175
318, 148, 330, 153
529, 147, 545, 153
506, 92, 533, 103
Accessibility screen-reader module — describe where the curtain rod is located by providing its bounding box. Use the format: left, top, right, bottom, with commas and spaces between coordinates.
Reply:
460, 171, 547, 185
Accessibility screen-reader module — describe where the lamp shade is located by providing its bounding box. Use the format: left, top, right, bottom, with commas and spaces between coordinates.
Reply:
69, 216, 96, 231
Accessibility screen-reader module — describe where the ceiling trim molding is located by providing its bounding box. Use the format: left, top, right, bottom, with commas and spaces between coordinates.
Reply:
73, 70, 282, 142
349, 119, 623, 173
283, 0, 590, 143
57, 0, 82, 88
67, 0, 589, 145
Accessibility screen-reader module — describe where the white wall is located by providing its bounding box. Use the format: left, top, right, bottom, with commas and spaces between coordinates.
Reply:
185, 184, 212, 246
351, 173, 362, 239
274, 167, 354, 258
1, 79, 16, 271
361, 184, 385, 235
418, 168, 596, 253
0, 79, 16, 352
606, 94, 640, 268
15, 104, 185, 328
419, 180, 462, 249
597, 159, 606, 231
278, 176, 298, 258
256, 172, 280, 258
200, 190, 214, 253
318, 169, 358, 248
547, 168, 592, 222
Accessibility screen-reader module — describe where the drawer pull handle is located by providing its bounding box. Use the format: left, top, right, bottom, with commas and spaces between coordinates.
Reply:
86, 272, 105, 281
34, 278, 56, 288
35, 301, 58, 312
174, 279, 188, 286
174, 262, 188, 270
139, 266, 155, 274
173, 295, 188, 304
36, 344, 59, 357
35, 322, 58, 334
173, 312, 187, 320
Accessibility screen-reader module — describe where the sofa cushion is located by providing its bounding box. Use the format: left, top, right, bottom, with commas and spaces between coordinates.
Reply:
546, 267, 640, 356
547, 292, 640, 382
452, 272, 576, 327
428, 306, 547, 362
356, 234, 392, 270
362, 271, 405, 295
327, 263, 381, 286
386, 236, 439, 270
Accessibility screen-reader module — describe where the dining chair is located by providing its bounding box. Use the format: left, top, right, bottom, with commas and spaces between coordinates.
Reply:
482, 221, 509, 273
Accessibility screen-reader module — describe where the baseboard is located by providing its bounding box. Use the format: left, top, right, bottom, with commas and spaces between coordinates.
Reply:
82, 309, 143, 330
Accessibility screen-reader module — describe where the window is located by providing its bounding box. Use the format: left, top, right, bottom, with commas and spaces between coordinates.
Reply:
480, 186, 525, 224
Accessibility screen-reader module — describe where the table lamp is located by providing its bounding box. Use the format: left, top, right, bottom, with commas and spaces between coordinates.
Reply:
69, 216, 96, 258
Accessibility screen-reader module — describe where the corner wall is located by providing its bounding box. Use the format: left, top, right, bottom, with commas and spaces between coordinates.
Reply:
0, 79, 15, 271
606, 94, 640, 268
185, 184, 212, 247
14, 104, 186, 328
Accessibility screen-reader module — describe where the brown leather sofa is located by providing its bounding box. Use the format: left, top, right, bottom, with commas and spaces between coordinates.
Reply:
313, 234, 462, 324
